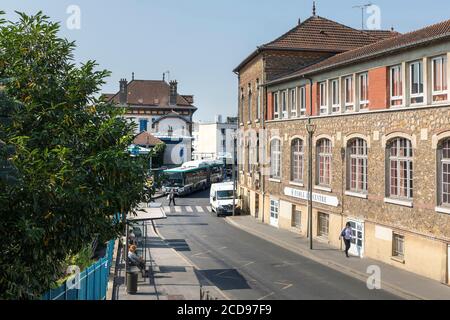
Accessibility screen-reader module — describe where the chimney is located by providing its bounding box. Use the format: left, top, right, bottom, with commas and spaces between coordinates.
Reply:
169, 80, 178, 105
119, 78, 128, 104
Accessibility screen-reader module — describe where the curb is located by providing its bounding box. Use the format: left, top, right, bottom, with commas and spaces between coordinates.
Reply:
225, 217, 426, 301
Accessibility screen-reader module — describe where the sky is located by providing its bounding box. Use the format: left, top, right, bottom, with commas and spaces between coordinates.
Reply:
2, 0, 450, 122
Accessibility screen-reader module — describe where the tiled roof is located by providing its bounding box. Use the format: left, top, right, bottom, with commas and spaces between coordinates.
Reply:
263, 16, 383, 51
133, 131, 163, 147
363, 29, 401, 40
269, 19, 450, 84
234, 15, 397, 72
108, 80, 196, 109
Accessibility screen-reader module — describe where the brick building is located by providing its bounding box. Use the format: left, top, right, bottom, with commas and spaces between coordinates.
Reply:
235, 12, 450, 283
104, 76, 197, 165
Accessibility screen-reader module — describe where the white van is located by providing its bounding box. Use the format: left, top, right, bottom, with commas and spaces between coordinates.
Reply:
210, 182, 235, 216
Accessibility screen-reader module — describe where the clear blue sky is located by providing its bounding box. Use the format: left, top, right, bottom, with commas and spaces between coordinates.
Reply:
2, 0, 450, 121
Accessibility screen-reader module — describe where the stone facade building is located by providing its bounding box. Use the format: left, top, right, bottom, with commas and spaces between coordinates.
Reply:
235, 12, 450, 284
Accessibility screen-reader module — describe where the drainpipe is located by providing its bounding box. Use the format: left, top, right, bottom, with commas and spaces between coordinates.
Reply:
261, 56, 267, 224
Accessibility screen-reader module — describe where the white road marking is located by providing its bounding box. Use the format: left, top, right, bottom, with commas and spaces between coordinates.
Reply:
196, 206, 204, 213
258, 292, 275, 300
274, 281, 293, 290
218, 246, 227, 250
241, 261, 255, 267
175, 206, 182, 213
186, 206, 193, 213
192, 250, 211, 257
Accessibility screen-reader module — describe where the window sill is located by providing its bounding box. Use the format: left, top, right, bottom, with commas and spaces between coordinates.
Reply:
345, 191, 368, 199
391, 256, 405, 264
435, 206, 450, 215
314, 185, 332, 193
269, 178, 281, 183
384, 198, 413, 208
240, 123, 244, 126
289, 181, 304, 187
247, 121, 252, 125
254, 119, 260, 124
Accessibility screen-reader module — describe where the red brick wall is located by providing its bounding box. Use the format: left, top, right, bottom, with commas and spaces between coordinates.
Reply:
267, 92, 273, 120
311, 82, 319, 116
368, 67, 389, 110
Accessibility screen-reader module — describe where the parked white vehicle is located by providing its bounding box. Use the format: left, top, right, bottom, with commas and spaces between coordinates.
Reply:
210, 182, 235, 216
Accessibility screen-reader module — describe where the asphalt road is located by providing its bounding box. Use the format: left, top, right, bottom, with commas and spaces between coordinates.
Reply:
155, 189, 400, 300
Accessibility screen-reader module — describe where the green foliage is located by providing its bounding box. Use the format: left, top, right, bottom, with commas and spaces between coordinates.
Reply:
0, 11, 149, 299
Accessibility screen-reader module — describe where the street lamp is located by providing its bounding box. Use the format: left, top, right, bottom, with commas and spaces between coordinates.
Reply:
306, 121, 316, 250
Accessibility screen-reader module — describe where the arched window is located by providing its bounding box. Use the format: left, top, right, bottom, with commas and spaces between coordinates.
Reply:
387, 138, 413, 199
291, 139, 304, 182
317, 139, 332, 186
438, 138, 450, 206
270, 139, 281, 179
348, 138, 368, 193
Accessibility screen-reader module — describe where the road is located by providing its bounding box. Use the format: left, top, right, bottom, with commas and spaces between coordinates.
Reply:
155, 189, 400, 300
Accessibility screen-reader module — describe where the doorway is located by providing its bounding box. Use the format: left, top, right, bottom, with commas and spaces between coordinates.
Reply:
348, 220, 365, 258
269, 199, 279, 227
255, 193, 259, 219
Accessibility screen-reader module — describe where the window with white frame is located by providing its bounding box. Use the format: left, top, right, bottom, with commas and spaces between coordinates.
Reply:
281, 90, 288, 119
291, 138, 304, 183
344, 76, 354, 112
248, 85, 252, 122
438, 138, 450, 207
348, 138, 368, 194
290, 88, 297, 118
300, 86, 307, 116
256, 80, 261, 121
331, 79, 340, 113
359, 72, 369, 110
247, 136, 251, 172
390, 65, 403, 106
270, 138, 281, 179
273, 92, 279, 119
432, 56, 448, 103
392, 233, 405, 259
387, 138, 413, 200
317, 138, 332, 187
319, 82, 328, 114
240, 89, 244, 123
410, 61, 424, 105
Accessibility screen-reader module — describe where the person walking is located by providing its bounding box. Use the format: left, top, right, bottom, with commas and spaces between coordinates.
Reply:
340, 222, 353, 258
168, 189, 176, 206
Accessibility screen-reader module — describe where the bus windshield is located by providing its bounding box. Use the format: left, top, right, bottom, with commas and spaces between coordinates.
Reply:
217, 190, 234, 200
164, 172, 184, 187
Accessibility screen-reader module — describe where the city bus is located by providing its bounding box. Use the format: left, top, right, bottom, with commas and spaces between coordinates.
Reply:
162, 160, 225, 196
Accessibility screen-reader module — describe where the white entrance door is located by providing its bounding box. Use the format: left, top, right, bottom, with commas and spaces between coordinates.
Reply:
348, 220, 364, 258
448, 245, 450, 285
270, 199, 279, 227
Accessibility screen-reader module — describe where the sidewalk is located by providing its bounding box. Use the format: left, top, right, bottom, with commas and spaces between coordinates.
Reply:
226, 215, 450, 300
112, 221, 225, 300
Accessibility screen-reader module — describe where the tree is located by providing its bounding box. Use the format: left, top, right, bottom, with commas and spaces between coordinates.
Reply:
0, 11, 149, 299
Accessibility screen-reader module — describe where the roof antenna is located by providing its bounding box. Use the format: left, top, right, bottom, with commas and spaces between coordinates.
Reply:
312, 1, 317, 16
132, 72, 135, 81
353, 3, 372, 30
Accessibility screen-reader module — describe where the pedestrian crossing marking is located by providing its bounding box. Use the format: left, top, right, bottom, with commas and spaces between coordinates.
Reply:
162, 205, 211, 214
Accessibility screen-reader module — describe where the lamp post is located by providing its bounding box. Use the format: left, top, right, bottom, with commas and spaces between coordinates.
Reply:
306, 121, 316, 250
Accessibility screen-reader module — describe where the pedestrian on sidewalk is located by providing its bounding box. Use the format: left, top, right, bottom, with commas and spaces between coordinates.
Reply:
168, 189, 176, 206
340, 222, 353, 258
